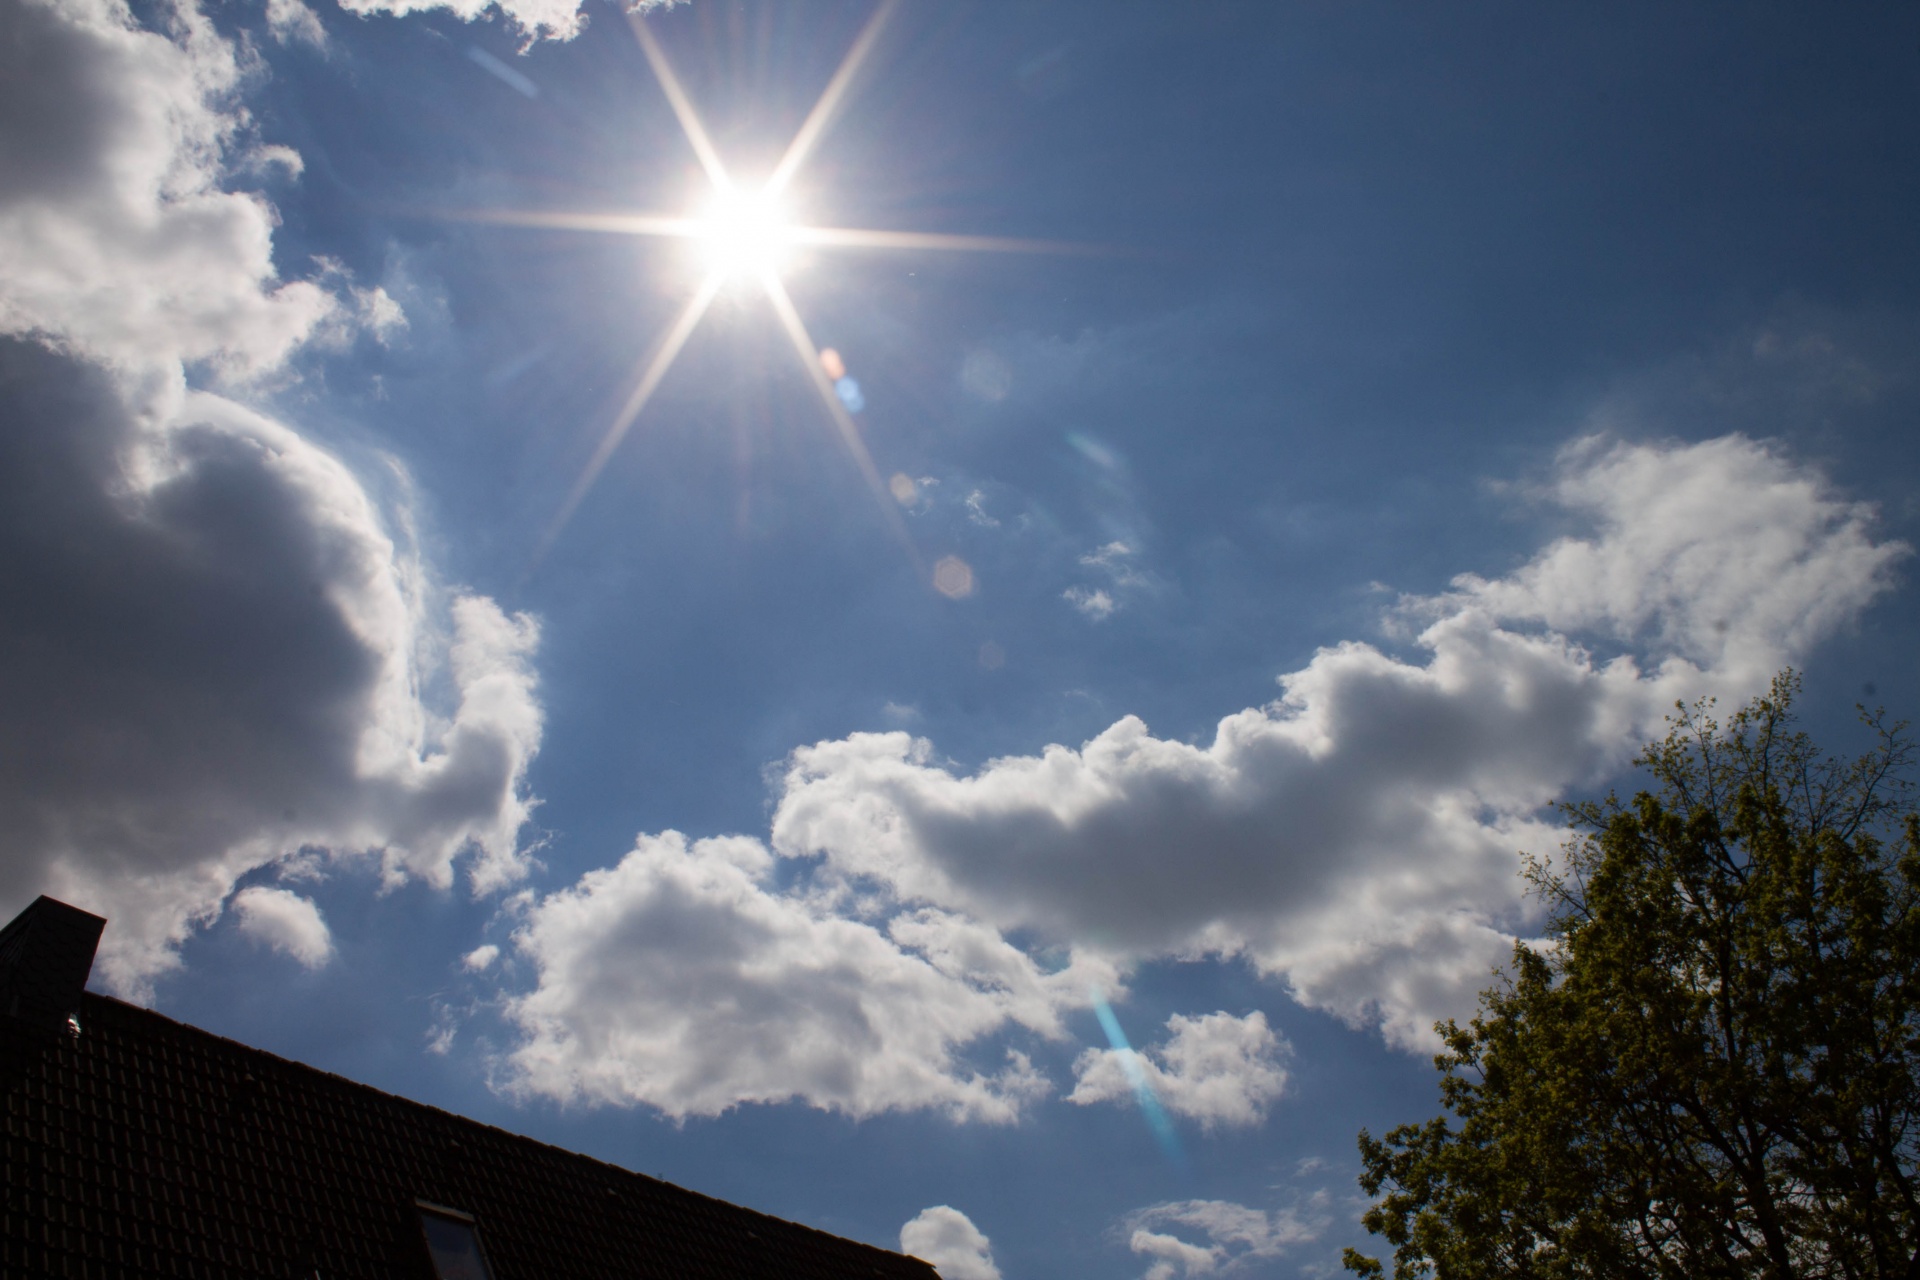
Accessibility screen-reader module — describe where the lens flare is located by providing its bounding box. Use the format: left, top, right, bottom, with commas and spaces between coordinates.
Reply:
1090, 987, 1190, 1176
932, 556, 975, 599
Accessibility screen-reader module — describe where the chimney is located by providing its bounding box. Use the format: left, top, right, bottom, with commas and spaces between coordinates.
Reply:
0, 895, 105, 1035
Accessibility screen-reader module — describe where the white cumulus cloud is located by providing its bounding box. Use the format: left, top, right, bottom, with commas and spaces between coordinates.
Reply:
1071, 1010, 1290, 1129
901, 1205, 1001, 1280
231, 886, 334, 968
1449, 433, 1893, 685
333, 0, 685, 47
498, 832, 1117, 1121
0, 0, 344, 378
488, 433, 1906, 1119
0, 0, 544, 996
0, 345, 546, 995
770, 435, 1906, 1048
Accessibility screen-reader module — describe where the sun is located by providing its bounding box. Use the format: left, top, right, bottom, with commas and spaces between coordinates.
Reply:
694, 186, 795, 280
475, 0, 1090, 576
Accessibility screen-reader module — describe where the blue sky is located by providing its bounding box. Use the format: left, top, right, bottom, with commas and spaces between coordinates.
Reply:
4, 0, 1920, 1276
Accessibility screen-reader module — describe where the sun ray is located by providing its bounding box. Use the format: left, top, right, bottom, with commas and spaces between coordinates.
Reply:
789, 225, 1111, 256
626, 9, 733, 191
495, 3, 1099, 580
443, 212, 1103, 260
444, 209, 701, 238
528, 273, 722, 571
761, 272, 922, 572
766, 0, 899, 197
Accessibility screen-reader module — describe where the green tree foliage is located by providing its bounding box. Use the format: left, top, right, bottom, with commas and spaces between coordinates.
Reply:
1346, 674, 1920, 1280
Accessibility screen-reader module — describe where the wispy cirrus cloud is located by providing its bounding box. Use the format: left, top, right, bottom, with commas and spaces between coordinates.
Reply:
1064, 539, 1152, 620
1124, 1196, 1329, 1280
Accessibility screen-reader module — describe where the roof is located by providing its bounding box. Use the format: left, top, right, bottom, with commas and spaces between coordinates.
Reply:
1, 896, 943, 1280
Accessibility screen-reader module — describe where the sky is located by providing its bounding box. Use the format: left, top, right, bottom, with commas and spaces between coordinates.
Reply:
4, 0, 1920, 1276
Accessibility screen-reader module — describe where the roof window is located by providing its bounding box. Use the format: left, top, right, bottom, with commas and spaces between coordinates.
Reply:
417, 1202, 495, 1280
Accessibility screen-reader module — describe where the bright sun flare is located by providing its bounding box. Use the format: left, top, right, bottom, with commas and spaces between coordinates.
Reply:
489, 0, 1085, 575
696, 186, 794, 279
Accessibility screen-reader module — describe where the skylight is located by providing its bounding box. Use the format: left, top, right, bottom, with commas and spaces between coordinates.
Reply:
418, 1202, 495, 1280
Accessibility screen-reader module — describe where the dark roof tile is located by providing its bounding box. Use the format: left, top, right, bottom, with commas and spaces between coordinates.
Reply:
4, 992, 942, 1280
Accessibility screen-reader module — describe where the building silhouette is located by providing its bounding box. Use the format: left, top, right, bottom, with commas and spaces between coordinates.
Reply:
1, 895, 943, 1280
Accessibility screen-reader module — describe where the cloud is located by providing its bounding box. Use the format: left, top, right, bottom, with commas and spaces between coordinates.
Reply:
1065, 540, 1148, 620
1082, 540, 1144, 584
0, 341, 545, 994
0, 0, 543, 995
1124, 1198, 1327, 1280
499, 832, 1117, 1121
490, 433, 1905, 1119
353, 285, 408, 344
770, 435, 1906, 1048
1448, 434, 1896, 686
965, 490, 1001, 528
0, 0, 343, 378
265, 0, 328, 48
333, 0, 686, 46
1063, 585, 1116, 619
900, 1206, 1001, 1280
1131, 1230, 1221, 1280
1070, 1011, 1289, 1129
231, 886, 333, 967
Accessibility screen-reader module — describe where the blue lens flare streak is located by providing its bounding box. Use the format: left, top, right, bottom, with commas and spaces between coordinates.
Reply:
1090, 987, 1189, 1177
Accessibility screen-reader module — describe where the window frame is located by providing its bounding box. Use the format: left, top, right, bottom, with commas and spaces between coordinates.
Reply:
415, 1199, 497, 1280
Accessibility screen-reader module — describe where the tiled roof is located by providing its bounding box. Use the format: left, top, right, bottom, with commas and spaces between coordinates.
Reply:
1, 899, 942, 1280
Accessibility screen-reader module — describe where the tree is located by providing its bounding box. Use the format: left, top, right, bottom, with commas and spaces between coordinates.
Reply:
1345, 673, 1920, 1280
